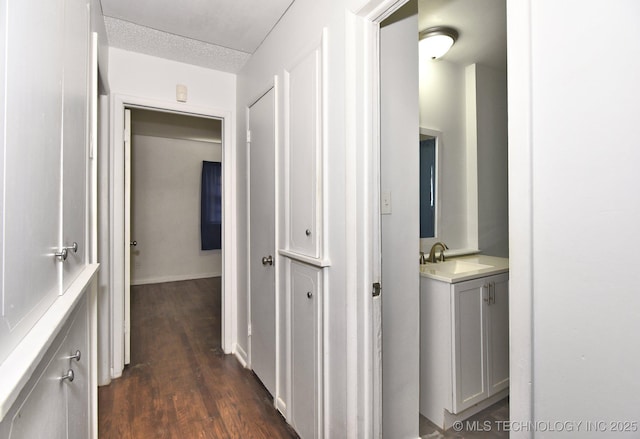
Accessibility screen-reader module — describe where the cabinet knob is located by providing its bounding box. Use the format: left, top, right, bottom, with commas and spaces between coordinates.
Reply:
307, 291, 313, 299
262, 255, 273, 266
130, 240, 137, 247
55, 248, 68, 261
61, 369, 75, 382
305, 229, 312, 236
68, 350, 81, 362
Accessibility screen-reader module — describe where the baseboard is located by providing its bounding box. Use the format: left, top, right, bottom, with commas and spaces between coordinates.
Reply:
131, 272, 221, 286
275, 397, 287, 416
234, 343, 248, 368
443, 389, 509, 430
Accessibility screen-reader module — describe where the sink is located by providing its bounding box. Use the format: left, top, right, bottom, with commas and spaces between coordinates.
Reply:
423, 260, 493, 274
420, 255, 508, 283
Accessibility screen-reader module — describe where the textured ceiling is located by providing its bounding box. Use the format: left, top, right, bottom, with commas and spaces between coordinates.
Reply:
100, 0, 295, 73
418, 0, 506, 70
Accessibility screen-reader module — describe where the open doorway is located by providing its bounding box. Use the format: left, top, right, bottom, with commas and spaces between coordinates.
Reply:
378, 0, 508, 436
125, 108, 224, 364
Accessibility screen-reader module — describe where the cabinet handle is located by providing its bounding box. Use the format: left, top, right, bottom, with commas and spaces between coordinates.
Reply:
307, 291, 313, 299
55, 242, 78, 262
61, 369, 75, 382
68, 350, 81, 362
55, 248, 68, 261
65, 242, 78, 253
261, 255, 273, 266
483, 284, 490, 303
490, 282, 496, 305
305, 229, 312, 236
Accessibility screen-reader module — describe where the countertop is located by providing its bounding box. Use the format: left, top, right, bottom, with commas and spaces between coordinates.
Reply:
419, 254, 509, 283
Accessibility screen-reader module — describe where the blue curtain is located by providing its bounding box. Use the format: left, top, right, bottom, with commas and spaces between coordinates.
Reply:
201, 161, 222, 250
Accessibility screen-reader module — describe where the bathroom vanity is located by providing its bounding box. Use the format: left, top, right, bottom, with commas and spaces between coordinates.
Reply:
419, 255, 509, 430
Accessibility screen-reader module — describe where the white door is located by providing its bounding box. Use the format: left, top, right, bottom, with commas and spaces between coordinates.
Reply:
249, 88, 276, 396
124, 108, 132, 365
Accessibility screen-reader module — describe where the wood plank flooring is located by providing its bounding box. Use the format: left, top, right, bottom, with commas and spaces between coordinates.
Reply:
98, 277, 298, 438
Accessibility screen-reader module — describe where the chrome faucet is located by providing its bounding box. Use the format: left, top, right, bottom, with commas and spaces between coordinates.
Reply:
427, 242, 448, 263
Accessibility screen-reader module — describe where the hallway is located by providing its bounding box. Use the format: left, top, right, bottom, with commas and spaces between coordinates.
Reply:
98, 278, 297, 438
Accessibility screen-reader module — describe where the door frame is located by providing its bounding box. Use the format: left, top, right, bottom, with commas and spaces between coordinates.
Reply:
350, 0, 534, 434
109, 93, 237, 377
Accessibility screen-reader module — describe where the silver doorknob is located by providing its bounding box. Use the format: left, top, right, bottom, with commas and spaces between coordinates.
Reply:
130, 241, 137, 246
307, 291, 313, 299
61, 369, 75, 382
262, 255, 273, 266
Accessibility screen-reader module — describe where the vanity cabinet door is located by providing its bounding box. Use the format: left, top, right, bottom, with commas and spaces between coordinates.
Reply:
285, 40, 323, 259
290, 261, 322, 439
486, 273, 509, 395
452, 277, 488, 413
452, 272, 509, 413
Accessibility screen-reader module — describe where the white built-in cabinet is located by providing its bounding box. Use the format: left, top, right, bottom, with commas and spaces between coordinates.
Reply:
0, 0, 96, 435
0, 295, 90, 439
1, 0, 90, 364
278, 30, 327, 439
289, 261, 322, 439
420, 272, 509, 429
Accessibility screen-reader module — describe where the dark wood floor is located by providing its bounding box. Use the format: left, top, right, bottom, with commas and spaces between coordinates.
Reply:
98, 277, 298, 438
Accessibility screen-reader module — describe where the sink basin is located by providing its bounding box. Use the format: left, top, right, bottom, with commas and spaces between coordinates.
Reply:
424, 260, 493, 274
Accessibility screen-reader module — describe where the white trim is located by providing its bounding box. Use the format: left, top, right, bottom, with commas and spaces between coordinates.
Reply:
130, 273, 221, 286
506, 0, 534, 433
109, 94, 237, 378
277, 249, 330, 268
234, 343, 248, 368
275, 397, 287, 416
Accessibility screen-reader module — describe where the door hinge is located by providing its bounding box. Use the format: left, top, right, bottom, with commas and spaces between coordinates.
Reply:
372, 282, 381, 297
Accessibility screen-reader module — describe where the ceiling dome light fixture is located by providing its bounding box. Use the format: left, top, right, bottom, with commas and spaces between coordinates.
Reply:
419, 26, 459, 60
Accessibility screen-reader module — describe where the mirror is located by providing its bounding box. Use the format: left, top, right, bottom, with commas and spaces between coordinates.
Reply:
419, 128, 440, 238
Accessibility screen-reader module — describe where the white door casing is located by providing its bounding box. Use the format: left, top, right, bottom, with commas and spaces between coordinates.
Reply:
123, 108, 131, 365
248, 87, 277, 397
110, 94, 236, 378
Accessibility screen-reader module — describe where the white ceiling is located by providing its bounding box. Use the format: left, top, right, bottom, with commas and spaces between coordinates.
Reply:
100, 0, 295, 73
99, 0, 504, 74
418, 0, 506, 70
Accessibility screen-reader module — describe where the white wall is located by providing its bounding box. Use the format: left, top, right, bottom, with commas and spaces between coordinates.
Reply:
419, 59, 468, 251
105, 48, 236, 376
108, 48, 236, 108
508, 0, 640, 436
474, 64, 508, 257
130, 134, 222, 284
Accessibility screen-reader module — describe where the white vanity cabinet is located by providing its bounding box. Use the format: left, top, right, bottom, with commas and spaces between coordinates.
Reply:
420, 269, 509, 429
289, 260, 323, 439
452, 273, 509, 412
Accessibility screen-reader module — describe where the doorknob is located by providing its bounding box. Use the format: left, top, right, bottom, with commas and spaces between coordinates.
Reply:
261, 255, 273, 266
130, 241, 137, 246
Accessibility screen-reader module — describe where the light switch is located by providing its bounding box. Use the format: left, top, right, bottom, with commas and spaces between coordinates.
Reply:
381, 191, 392, 214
